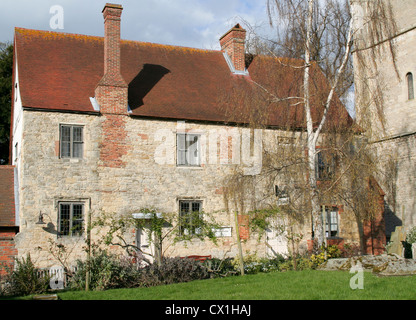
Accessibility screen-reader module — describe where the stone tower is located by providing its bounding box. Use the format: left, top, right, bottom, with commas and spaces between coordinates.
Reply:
352, 0, 416, 239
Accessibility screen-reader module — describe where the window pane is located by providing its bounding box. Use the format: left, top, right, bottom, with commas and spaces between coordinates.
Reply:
72, 127, 83, 142
71, 204, 84, 236
192, 202, 200, 213
61, 142, 71, 158
179, 201, 189, 235
72, 127, 83, 158
192, 202, 202, 234
59, 204, 70, 236
180, 201, 189, 214
61, 126, 71, 142
73, 142, 83, 158
60, 126, 71, 158
72, 220, 83, 236
177, 134, 186, 165
186, 135, 200, 166
330, 211, 338, 232
73, 204, 83, 220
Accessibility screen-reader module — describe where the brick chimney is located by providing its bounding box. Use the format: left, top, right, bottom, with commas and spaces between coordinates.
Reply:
219, 24, 247, 73
95, 3, 128, 115
96, 3, 130, 168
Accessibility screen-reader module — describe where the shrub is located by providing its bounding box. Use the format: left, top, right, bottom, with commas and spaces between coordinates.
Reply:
203, 257, 237, 278
231, 254, 288, 275
71, 254, 210, 291
277, 256, 311, 271
70, 250, 140, 291
2, 255, 50, 296
242, 257, 285, 274
406, 226, 416, 244
139, 257, 210, 287
309, 245, 342, 269
404, 226, 416, 258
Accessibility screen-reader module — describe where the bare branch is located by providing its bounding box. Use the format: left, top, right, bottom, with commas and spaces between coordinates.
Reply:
313, 17, 354, 145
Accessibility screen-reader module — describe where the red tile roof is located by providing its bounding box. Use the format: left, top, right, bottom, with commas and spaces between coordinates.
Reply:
14, 27, 352, 129
0, 166, 15, 227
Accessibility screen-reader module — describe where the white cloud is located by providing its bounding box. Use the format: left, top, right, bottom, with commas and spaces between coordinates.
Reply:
0, 0, 269, 50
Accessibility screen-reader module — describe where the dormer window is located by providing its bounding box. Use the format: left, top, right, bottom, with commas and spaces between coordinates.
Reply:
407, 72, 414, 100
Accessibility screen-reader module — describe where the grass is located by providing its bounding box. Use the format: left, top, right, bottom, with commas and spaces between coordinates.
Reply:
52, 270, 416, 300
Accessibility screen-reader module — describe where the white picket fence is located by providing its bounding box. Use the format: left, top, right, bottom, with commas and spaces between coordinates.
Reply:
37, 265, 78, 289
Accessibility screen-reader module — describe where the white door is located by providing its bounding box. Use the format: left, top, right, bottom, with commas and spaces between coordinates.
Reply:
136, 228, 154, 263
266, 226, 289, 257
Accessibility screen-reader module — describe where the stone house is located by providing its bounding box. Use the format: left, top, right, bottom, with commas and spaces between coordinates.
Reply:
1, 3, 379, 272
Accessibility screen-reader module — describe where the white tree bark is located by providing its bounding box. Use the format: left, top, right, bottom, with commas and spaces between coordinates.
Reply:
304, 0, 354, 248
303, 0, 324, 247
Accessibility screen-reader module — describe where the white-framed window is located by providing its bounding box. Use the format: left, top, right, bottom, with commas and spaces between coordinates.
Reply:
407, 72, 414, 100
60, 125, 84, 159
176, 133, 200, 166
58, 202, 84, 237
178, 200, 202, 235
324, 206, 339, 238
312, 206, 339, 239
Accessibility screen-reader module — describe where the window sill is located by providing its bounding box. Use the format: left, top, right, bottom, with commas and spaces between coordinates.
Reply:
176, 165, 204, 170
59, 157, 84, 163
326, 236, 343, 240
57, 235, 85, 242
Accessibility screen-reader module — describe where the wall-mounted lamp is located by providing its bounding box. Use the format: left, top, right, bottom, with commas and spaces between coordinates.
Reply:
36, 211, 47, 225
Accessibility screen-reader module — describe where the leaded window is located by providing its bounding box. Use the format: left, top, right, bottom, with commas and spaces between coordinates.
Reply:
179, 200, 202, 235
58, 202, 84, 237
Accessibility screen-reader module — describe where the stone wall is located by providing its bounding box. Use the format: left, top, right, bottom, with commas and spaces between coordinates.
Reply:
14, 110, 271, 268
14, 109, 365, 268
372, 134, 416, 237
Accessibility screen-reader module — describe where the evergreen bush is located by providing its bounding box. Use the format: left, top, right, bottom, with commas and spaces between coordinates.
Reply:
2, 255, 50, 296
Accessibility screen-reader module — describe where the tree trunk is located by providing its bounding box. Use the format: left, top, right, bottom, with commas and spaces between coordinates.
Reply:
154, 232, 163, 267
234, 210, 245, 276
304, 0, 325, 248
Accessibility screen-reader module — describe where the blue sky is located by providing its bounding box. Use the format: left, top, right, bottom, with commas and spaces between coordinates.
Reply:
0, 0, 270, 49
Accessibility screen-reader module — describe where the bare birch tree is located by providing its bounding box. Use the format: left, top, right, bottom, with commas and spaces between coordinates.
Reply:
262, 0, 354, 247
218, 0, 398, 257
243, 0, 397, 248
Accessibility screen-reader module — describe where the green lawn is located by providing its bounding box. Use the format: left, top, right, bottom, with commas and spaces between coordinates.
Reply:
54, 270, 416, 300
